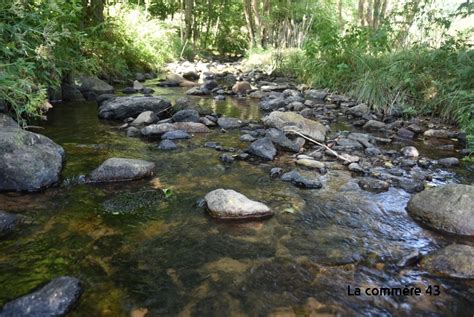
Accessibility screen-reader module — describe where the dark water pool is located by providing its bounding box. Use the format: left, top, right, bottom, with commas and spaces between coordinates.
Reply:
0, 86, 473, 316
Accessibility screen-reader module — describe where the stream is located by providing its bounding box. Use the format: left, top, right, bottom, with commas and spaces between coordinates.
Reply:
0, 81, 473, 316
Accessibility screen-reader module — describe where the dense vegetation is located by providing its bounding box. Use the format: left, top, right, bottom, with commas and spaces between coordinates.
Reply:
0, 0, 472, 150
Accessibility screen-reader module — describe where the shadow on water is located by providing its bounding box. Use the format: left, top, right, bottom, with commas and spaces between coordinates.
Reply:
0, 85, 473, 316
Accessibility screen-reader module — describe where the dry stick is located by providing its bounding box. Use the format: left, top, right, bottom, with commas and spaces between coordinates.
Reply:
283, 128, 351, 164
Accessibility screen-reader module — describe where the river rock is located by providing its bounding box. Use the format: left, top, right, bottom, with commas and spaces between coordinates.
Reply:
397, 128, 415, 139
158, 139, 177, 150
421, 244, 474, 279
438, 157, 459, 167
281, 170, 322, 189
260, 96, 286, 111
204, 189, 273, 219
201, 80, 218, 91
133, 80, 144, 91
126, 127, 141, 138
406, 184, 474, 235
401, 146, 419, 158
304, 89, 328, 101
232, 81, 252, 94
0, 123, 65, 192
248, 138, 277, 160
296, 159, 325, 170
98, 96, 171, 120
347, 104, 369, 117
0, 114, 18, 129
265, 128, 301, 152
87, 158, 155, 182
262, 111, 326, 142
0, 276, 82, 317
73, 74, 114, 97
423, 129, 451, 139
131, 111, 158, 126
357, 177, 390, 193
173, 122, 210, 133
186, 87, 208, 96
122, 87, 137, 94
217, 117, 245, 129
141, 123, 176, 137
363, 120, 386, 131
172, 109, 200, 123
183, 71, 200, 81
240, 134, 256, 142
0, 211, 18, 238
161, 130, 191, 140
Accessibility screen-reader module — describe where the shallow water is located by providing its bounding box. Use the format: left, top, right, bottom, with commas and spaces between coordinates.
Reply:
0, 86, 473, 316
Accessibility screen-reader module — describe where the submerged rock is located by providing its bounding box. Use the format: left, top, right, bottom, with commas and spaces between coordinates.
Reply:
87, 158, 155, 183
204, 189, 273, 219
102, 190, 162, 215
98, 96, 171, 120
0, 119, 65, 192
406, 184, 474, 235
248, 138, 277, 160
262, 111, 326, 142
0, 211, 19, 238
421, 244, 474, 279
0, 276, 82, 317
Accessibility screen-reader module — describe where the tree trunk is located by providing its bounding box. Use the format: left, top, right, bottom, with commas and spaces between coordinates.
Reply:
184, 0, 193, 41
251, 0, 262, 47
365, 0, 373, 27
243, 0, 256, 48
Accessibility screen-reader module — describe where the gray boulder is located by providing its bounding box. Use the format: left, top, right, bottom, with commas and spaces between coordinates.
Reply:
407, 184, 474, 235
260, 96, 286, 111
438, 157, 460, 167
248, 138, 277, 160
73, 75, 114, 97
0, 122, 65, 192
304, 89, 328, 101
358, 177, 390, 193
61, 83, 85, 102
363, 120, 386, 131
173, 122, 210, 133
172, 109, 200, 123
98, 96, 171, 120
204, 189, 273, 219
0, 276, 82, 317
421, 244, 474, 279
87, 158, 155, 183
0, 211, 19, 238
347, 104, 369, 117
262, 111, 327, 142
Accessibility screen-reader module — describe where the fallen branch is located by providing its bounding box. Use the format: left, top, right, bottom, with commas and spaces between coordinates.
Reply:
283, 128, 351, 164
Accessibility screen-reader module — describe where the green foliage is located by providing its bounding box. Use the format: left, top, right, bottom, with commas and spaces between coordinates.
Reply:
0, 1, 179, 124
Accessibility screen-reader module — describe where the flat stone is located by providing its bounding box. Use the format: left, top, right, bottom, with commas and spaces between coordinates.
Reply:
205, 189, 273, 219
217, 117, 245, 129
424, 129, 451, 139
363, 120, 386, 131
173, 122, 210, 133
158, 139, 177, 150
421, 244, 474, 279
141, 123, 177, 137
87, 158, 155, 183
281, 170, 322, 189
407, 184, 474, 235
296, 159, 325, 169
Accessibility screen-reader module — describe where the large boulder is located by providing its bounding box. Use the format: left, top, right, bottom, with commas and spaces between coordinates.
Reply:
61, 83, 85, 102
0, 276, 82, 317
73, 74, 114, 97
204, 189, 273, 219
248, 137, 277, 160
0, 211, 19, 238
262, 111, 327, 142
98, 96, 171, 120
87, 158, 155, 183
421, 244, 474, 279
0, 117, 65, 192
406, 184, 474, 235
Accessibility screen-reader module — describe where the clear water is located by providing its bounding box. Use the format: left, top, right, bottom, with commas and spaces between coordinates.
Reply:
0, 87, 473, 316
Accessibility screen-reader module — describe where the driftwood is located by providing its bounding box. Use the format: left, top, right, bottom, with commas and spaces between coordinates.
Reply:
283, 128, 351, 164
